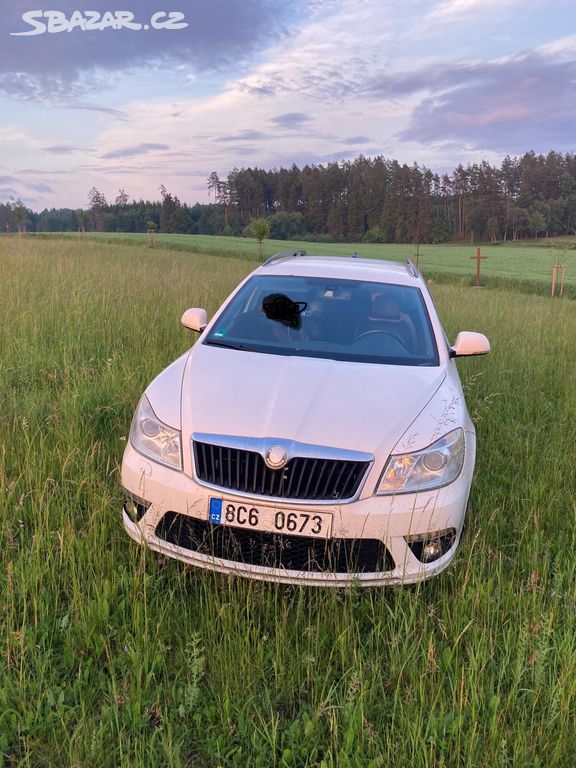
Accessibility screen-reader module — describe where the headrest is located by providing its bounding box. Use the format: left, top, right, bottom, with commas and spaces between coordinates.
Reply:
370, 295, 401, 321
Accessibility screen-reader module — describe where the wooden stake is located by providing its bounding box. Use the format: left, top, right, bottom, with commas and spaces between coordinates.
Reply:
551, 264, 565, 298
470, 246, 487, 287
414, 244, 422, 271
147, 229, 156, 249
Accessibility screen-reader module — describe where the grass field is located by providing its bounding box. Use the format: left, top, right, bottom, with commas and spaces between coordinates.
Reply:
23, 231, 576, 293
1, 236, 575, 767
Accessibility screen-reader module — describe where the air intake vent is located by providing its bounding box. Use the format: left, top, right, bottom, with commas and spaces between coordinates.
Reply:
156, 512, 394, 573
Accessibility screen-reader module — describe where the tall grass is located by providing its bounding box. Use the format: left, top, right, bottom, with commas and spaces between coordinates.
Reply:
1, 238, 575, 767
21, 231, 576, 291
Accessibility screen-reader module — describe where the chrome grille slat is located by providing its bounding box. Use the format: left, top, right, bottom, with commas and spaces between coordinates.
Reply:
193, 441, 369, 502
312, 460, 329, 499
332, 462, 349, 498
243, 450, 250, 491
253, 452, 259, 495
321, 461, 338, 499
343, 463, 358, 498
286, 457, 299, 497
293, 457, 306, 498
302, 459, 318, 499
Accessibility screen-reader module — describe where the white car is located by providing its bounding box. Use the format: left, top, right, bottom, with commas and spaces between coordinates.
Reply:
121, 252, 489, 586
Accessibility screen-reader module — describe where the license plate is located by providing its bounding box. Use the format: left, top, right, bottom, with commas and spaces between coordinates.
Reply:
208, 498, 332, 539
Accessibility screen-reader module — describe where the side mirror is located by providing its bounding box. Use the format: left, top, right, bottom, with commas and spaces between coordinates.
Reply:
450, 331, 490, 358
181, 307, 208, 333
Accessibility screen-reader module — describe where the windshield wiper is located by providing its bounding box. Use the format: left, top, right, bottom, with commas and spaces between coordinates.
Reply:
204, 338, 247, 351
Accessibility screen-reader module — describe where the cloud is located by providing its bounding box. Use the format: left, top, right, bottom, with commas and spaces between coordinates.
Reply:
29, 182, 55, 193
0, 71, 84, 102
341, 135, 371, 145
0, 1, 296, 98
427, 0, 501, 19
271, 112, 313, 128
2, 0, 573, 210
19, 168, 74, 176
237, 82, 279, 97
223, 0, 412, 105
366, 63, 477, 100
536, 34, 576, 59
43, 145, 84, 154
0, 186, 20, 199
0, 173, 56, 202
397, 53, 576, 152
100, 142, 170, 159
60, 103, 128, 119
218, 145, 260, 156
0, 126, 39, 145
238, 56, 374, 102
0, 71, 131, 119
215, 130, 268, 142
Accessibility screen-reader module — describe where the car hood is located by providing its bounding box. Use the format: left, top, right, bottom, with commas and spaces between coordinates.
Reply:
180, 343, 446, 462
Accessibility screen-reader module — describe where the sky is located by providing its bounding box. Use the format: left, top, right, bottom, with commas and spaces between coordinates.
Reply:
0, 0, 575, 210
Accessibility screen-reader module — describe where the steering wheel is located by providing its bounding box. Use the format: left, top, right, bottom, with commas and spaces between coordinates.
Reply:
354, 329, 407, 348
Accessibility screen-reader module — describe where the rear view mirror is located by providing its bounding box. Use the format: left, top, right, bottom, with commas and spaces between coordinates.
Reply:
450, 331, 490, 357
181, 307, 208, 333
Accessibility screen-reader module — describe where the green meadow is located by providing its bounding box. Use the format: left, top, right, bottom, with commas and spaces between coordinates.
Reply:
34, 231, 576, 291
1, 236, 575, 767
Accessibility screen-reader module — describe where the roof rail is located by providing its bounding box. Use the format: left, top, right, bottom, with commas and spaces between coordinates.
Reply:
262, 250, 308, 267
406, 258, 420, 278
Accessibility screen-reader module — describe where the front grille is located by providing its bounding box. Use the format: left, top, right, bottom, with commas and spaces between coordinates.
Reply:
193, 441, 369, 501
156, 512, 394, 574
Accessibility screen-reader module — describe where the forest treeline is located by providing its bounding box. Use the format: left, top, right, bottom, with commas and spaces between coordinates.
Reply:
3, 151, 576, 243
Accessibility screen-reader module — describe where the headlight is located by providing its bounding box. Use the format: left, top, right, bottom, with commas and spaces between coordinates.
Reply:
129, 394, 182, 470
376, 428, 465, 495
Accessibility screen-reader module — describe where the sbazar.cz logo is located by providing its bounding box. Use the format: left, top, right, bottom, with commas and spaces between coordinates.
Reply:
10, 10, 188, 35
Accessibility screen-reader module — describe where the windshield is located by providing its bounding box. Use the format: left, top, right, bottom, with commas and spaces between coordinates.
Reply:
205, 275, 439, 366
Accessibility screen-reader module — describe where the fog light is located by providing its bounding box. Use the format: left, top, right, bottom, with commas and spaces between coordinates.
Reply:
123, 492, 151, 523
422, 540, 443, 561
405, 528, 456, 563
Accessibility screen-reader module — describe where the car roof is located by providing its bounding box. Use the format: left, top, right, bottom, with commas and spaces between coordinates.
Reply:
257, 253, 423, 287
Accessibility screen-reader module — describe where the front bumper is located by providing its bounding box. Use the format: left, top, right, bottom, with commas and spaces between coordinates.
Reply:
120, 440, 474, 586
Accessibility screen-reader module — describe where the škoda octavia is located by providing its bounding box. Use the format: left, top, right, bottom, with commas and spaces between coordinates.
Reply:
122, 252, 489, 585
